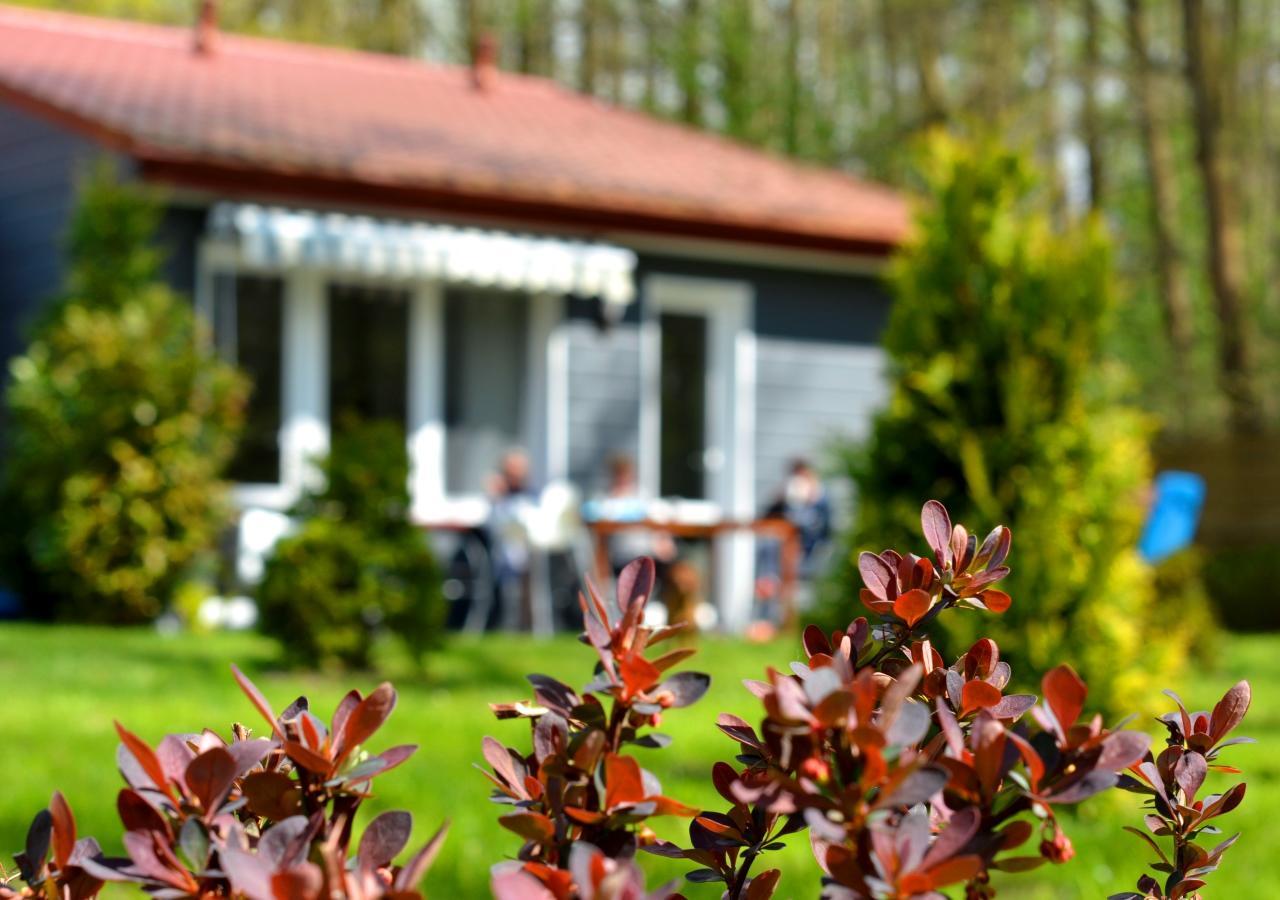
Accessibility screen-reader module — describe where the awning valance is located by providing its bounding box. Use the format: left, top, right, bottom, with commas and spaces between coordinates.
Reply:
207, 203, 637, 305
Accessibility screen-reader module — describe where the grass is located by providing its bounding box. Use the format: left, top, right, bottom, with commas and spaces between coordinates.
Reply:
0, 624, 1272, 898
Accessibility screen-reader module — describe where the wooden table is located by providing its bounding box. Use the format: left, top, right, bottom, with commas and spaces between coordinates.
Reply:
584, 516, 803, 628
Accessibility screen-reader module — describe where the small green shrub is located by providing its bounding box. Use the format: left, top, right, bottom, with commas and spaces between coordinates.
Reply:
256, 419, 443, 669
1, 166, 246, 622
822, 135, 1211, 714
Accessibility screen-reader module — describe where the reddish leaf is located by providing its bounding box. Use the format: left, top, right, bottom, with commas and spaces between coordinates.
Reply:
230, 664, 281, 738
241, 771, 302, 821
893, 589, 932, 627
711, 762, 739, 804
604, 753, 646, 810
336, 682, 396, 765
979, 589, 1011, 613
745, 868, 782, 899
960, 681, 1003, 717
185, 747, 237, 814
649, 795, 700, 816
114, 723, 176, 804
803, 624, 832, 657
48, 791, 75, 870
1209, 681, 1251, 744
281, 740, 333, 775
1042, 665, 1087, 732
393, 820, 450, 892
617, 652, 661, 700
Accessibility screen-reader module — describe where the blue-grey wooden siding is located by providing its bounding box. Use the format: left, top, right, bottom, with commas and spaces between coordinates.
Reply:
0, 104, 106, 372
565, 319, 642, 492
563, 252, 892, 506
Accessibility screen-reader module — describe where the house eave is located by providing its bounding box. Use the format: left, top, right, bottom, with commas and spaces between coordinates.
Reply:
134, 153, 901, 263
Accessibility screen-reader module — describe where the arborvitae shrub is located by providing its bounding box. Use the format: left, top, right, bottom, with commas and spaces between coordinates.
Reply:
821, 136, 1210, 713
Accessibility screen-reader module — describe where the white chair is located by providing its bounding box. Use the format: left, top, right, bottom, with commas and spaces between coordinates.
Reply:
523, 481, 585, 636
236, 507, 294, 586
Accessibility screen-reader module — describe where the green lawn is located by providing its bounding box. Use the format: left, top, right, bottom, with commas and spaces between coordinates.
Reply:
0, 624, 1272, 898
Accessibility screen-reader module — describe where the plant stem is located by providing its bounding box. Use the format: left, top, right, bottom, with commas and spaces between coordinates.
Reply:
728, 848, 758, 899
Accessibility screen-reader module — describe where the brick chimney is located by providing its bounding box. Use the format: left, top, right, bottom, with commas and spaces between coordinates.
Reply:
470, 32, 497, 91
193, 0, 218, 56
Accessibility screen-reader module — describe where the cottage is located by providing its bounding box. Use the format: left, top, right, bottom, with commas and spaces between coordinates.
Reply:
0, 4, 907, 629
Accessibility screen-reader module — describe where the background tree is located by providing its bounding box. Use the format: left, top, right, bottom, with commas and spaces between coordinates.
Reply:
823, 136, 1208, 712
2, 164, 246, 623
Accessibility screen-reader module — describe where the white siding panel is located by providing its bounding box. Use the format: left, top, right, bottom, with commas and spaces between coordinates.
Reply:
754, 338, 888, 506
565, 321, 643, 492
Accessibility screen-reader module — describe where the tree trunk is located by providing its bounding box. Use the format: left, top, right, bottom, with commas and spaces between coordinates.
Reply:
678, 0, 703, 125
1040, 0, 1067, 223
1126, 0, 1195, 390
1081, 0, 1106, 209
783, 0, 802, 154
578, 0, 598, 95
1182, 0, 1263, 433
912, 2, 949, 126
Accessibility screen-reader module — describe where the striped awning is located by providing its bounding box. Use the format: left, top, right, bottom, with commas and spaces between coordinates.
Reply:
207, 203, 637, 305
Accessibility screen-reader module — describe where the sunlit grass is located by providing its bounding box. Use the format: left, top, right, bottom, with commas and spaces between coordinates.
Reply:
1, 624, 1272, 897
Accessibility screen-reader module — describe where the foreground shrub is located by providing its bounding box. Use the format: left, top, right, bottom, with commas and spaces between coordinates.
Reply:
1, 167, 246, 622
256, 420, 443, 668
0, 668, 446, 900
480, 501, 1251, 899
481, 559, 709, 897
824, 136, 1208, 714
1, 501, 1253, 899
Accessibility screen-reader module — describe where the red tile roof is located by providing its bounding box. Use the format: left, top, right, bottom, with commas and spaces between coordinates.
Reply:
0, 4, 908, 255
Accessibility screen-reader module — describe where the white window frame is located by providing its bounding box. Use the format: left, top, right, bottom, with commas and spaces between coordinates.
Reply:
196, 239, 569, 524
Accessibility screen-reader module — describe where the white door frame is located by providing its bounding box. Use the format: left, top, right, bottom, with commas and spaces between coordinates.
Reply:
640, 273, 757, 630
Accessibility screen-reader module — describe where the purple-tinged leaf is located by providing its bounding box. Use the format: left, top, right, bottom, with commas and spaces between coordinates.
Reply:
358, 810, 412, 871
393, 820, 449, 891
858, 552, 897, 600
921, 500, 953, 565
185, 748, 237, 814
658, 671, 711, 709
989, 694, 1037, 721
1097, 731, 1152, 772
1209, 681, 1251, 745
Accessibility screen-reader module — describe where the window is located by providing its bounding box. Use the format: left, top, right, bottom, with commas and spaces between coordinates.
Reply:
328, 282, 409, 435
444, 288, 529, 494
659, 311, 708, 499
213, 274, 283, 484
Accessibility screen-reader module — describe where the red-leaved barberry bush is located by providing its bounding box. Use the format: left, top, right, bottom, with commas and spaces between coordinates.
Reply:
1, 501, 1252, 900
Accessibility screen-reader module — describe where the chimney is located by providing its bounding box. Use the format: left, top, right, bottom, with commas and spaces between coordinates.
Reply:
193, 0, 218, 56
470, 32, 497, 91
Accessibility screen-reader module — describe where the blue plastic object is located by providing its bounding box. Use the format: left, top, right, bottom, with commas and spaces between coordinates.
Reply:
1138, 471, 1206, 563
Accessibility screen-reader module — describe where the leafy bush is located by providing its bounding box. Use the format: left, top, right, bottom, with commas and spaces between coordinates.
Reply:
1, 167, 246, 622
481, 559, 710, 897
479, 503, 1252, 899
0, 667, 447, 900
256, 420, 443, 669
0, 502, 1254, 899
823, 135, 1209, 714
